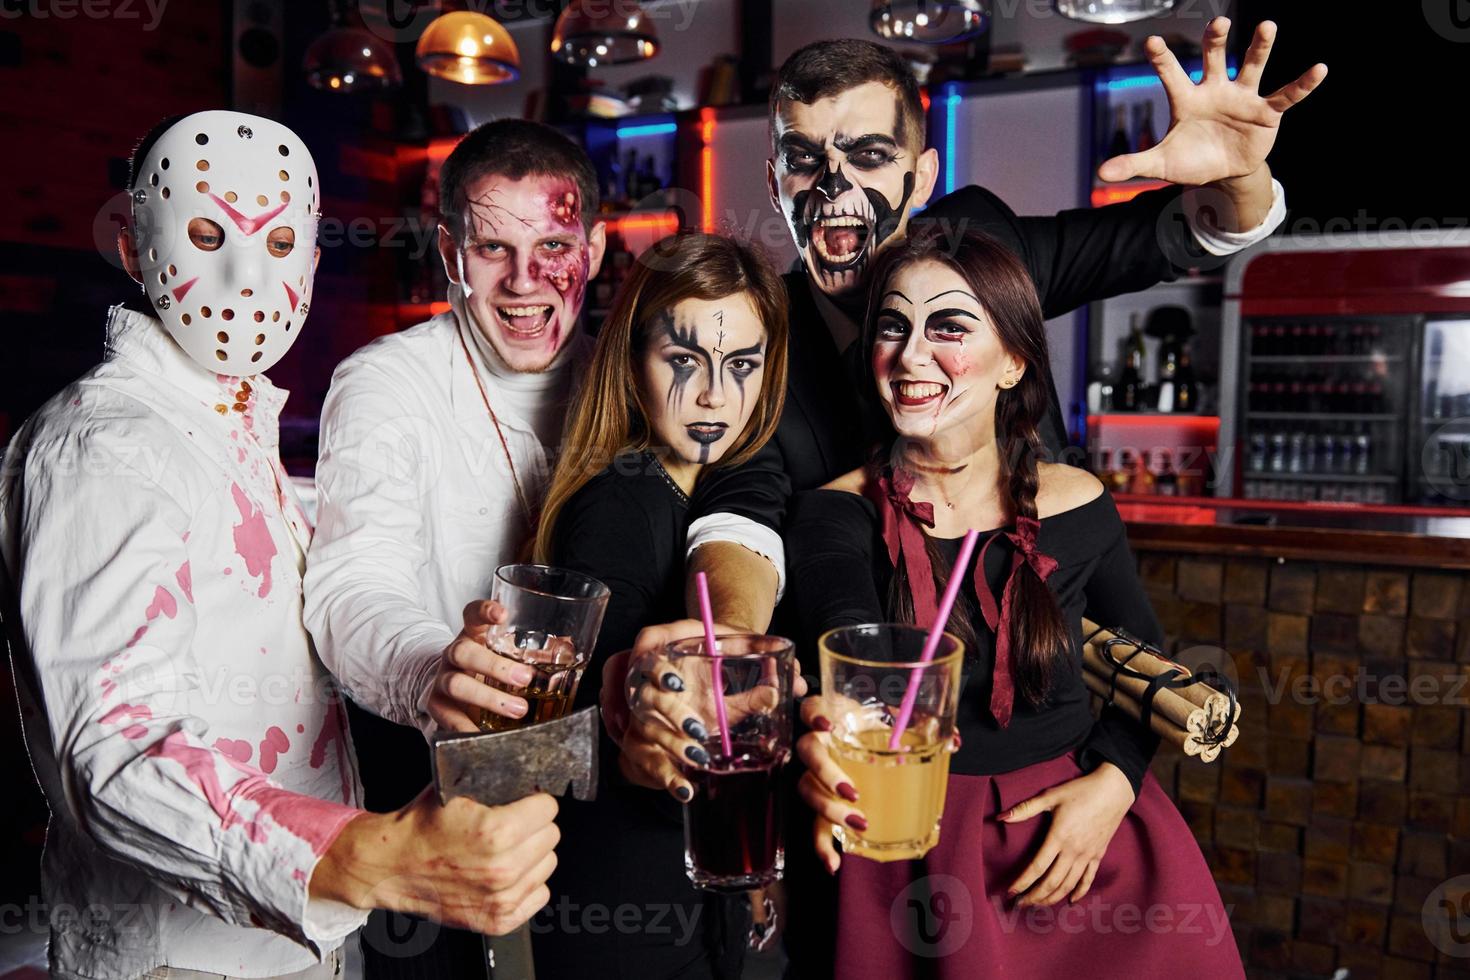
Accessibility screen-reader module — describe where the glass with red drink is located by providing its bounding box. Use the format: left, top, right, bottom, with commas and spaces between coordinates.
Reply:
667, 634, 795, 892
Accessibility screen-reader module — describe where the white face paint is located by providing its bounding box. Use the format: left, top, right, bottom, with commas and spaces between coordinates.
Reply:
871, 260, 1017, 448
638, 294, 767, 469
130, 110, 320, 376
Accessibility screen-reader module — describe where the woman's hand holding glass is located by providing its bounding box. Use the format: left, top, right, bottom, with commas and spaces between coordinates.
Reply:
601, 620, 806, 799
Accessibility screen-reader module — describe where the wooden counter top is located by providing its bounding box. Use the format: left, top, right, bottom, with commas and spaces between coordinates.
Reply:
1117, 496, 1470, 569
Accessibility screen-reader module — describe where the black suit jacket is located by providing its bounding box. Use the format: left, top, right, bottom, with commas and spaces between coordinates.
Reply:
690, 181, 1207, 531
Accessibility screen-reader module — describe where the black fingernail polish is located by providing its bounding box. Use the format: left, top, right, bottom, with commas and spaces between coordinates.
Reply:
662, 672, 685, 692
675, 785, 692, 801
682, 718, 708, 741
685, 745, 710, 766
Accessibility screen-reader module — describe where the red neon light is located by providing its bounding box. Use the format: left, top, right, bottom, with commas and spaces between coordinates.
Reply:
603, 213, 680, 233
699, 108, 716, 233
1114, 493, 1470, 519
428, 136, 463, 164
1087, 413, 1220, 429
1091, 180, 1170, 208
398, 301, 452, 322
920, 89, 931, 113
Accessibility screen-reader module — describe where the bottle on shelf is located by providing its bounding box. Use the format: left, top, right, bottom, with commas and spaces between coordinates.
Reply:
1128, 450, 1156, 495
1354, 429, 1372, 475
1119, 314, 1146, 411
1156, 451, 1178, 496
1109, 450, 1134, 495
1155, 332, 1179, 413
1287, 431, 1306, 474
1269, 432, 1287, 474
1174, 343, 1197, 412
1107, 106, 1131, 161
1248, 430, 1267, 473
1086, 362, 1114, 413
1134, 102, 1157, 152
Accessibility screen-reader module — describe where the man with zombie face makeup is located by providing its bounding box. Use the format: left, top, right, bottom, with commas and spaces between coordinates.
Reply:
304, 119, 786, 979
0, 112, 562, 980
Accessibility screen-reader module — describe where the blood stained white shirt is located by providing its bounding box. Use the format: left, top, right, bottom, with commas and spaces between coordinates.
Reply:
0, 307, 365, 980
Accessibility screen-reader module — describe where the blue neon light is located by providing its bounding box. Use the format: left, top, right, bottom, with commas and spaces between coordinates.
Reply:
945, 85, 961, 196
1105, 65, 1238, 92
616, 122, 677, 138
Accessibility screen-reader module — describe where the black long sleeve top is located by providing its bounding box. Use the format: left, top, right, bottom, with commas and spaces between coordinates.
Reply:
786, 485, 1165, 795
551, 451, 692, 710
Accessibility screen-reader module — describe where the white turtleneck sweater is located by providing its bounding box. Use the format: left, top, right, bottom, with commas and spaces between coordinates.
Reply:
304, 290, 783, 734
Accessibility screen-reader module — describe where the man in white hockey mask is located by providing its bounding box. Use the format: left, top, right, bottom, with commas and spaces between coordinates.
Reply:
0, 111, 561, 980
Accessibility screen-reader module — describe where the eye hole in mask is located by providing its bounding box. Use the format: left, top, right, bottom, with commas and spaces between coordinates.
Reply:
266, 226, 296, 258
189, 218, 225, 252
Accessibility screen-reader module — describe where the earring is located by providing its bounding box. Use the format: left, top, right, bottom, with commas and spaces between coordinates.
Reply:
1000, 376, 1017, 389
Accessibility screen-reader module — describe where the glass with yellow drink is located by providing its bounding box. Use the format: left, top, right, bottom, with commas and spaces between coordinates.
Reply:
818, 624, 963, 861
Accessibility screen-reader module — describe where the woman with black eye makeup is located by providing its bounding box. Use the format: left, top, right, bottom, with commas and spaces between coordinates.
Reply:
528, 231, 789, 979
782, 226, 1246, 979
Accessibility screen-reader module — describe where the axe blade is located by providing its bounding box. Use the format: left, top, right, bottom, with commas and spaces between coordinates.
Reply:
432, 704, 600, 808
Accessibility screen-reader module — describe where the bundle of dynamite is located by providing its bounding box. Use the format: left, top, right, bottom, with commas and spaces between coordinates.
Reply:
1079, 620, 1241, 763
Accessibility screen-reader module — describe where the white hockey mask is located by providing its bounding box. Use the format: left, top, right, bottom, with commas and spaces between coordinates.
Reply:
130, 110, 319, 376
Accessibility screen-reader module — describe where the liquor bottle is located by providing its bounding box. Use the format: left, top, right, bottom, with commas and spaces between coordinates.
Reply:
1156, 332, 1179, 413
1354, 430, 1372, 475
1287, 431, 1306, 474
1134, 102, 1157, 152
1248, 431, 1267, 473
1269, 432, 1287, 474
1109, 451, 1134, 494
1119, 315, 1146, 411
1107, 106, 1130, 161
1156, 451, 1178, 496
1174, 343, 1197, 413
1129, 450, 1156, 495
1319, 429, 1337, 474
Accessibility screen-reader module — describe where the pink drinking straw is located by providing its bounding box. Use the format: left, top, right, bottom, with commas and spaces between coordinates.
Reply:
695, 572, 734, 758
888, 528, 980, 750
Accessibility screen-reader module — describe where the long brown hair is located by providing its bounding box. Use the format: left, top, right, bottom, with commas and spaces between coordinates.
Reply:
534, 231, 789, 563
862, 226, 1069, 706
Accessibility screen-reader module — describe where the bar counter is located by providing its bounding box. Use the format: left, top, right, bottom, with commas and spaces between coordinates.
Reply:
1117, 496, 1470, 570
1118, 494, 1469, 974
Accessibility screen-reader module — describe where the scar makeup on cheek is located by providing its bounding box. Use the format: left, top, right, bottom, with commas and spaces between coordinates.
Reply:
534, 246, 588, 352
548, 187, 581, 228
936, 347, 973, 378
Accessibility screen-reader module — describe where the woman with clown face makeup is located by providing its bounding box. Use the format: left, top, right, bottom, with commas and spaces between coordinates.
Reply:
526, 232, 789, 979
781, 228, 1246, 979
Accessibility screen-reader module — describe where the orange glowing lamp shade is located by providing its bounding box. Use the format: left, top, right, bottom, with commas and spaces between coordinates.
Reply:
550, 0, 659, 67
415, 10, 521, 85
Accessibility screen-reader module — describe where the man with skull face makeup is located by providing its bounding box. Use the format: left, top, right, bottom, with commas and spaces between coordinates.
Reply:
0, 112, 562, 980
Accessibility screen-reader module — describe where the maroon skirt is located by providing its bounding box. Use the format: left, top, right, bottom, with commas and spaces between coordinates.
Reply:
832, 751, 1246, 979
